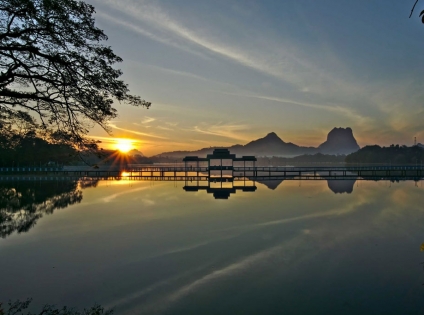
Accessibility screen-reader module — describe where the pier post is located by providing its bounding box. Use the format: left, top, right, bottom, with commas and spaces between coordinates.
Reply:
221, 158, 222, 178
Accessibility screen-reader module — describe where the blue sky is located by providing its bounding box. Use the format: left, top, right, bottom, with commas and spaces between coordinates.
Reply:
86, 0, 424, 155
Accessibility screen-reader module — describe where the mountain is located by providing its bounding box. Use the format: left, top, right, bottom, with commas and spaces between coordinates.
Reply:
155, 132, 317, 159
128, 149, 145, 157
318, 127, 360, 155
236, 132, 317, 156
417, 143, 424, 149
154, 127, 359, 159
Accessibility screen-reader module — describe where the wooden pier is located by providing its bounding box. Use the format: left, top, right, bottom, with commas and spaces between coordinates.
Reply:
1, 165, 424, 180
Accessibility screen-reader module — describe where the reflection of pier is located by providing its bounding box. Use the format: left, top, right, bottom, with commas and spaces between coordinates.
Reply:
183, 177, 257, 199
2, 167, 424, 179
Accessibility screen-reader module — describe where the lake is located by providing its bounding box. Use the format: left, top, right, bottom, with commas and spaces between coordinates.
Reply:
1, 178, 424, 314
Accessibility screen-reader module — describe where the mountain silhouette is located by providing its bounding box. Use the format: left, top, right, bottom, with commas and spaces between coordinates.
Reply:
318, 127, 360, 155
154, 127, 359, 158
128, 149, 145, 157
235, 132, 316, 156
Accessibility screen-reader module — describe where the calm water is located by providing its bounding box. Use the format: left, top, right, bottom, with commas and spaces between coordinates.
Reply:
1, 178, 424, 314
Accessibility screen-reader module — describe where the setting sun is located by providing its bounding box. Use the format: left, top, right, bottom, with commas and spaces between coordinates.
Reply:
114, 139, 134, 153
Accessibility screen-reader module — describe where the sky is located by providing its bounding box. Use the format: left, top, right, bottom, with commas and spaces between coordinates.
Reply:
85, 0, 424, 156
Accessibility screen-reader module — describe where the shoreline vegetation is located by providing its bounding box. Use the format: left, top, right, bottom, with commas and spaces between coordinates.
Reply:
0, 299, 113, 315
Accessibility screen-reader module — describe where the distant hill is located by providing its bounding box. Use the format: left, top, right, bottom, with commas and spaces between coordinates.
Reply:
236, 132, 316, 156
154, 127, 360, 159
128, 149, 145, 157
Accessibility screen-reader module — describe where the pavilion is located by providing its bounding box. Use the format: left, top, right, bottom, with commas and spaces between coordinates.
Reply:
183, 148, 256, 178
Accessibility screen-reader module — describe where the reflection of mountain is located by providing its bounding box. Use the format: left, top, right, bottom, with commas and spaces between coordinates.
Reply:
0, 180, 96, 238
327, 180, 356, 194
254, 179, 284, 190
255, 178, 356, 193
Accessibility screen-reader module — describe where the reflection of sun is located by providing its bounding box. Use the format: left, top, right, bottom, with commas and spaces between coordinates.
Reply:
114, 139, 133, 153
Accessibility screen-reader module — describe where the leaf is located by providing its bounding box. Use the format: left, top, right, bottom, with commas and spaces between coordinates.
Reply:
421, 243, 424, 251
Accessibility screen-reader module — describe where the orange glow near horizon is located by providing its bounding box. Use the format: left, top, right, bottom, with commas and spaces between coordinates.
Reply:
114, 139, 134, 153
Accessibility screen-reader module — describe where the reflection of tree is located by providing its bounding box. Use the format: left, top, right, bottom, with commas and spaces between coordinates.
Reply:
0, 180, 93, 238
0, 298, 113, 315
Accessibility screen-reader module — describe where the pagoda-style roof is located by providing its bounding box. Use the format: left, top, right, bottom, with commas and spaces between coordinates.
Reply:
183, 149, 257, 162
234, 156, 257, 161
182, 156, 207, 162
206, 149, 235, 160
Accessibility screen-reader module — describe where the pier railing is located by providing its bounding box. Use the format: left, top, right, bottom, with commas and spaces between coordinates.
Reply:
0, 165, 424, 179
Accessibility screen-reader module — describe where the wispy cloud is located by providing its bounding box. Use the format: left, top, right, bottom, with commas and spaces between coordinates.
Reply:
192, 122, 250, 142
141, 116, 156, 124
108, 123, 168, 140
96, 11, 208, 60
156, 125, 173, 131
96, 0, 335, 89
222, 91, 372, 126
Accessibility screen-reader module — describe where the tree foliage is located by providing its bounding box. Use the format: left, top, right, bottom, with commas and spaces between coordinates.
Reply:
0, 0, 150, 148
0, 123, 78, 166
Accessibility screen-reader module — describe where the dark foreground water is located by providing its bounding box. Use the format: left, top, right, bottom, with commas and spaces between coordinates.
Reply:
1, 178, 424, 314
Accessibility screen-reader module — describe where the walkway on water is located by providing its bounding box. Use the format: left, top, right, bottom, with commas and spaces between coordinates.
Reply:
1, 165, 424, 179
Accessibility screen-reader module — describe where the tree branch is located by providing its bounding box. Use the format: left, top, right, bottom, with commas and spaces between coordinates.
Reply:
410, 0, 419, 18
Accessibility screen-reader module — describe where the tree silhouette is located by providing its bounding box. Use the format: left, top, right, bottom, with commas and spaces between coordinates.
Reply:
0, 0, 150, 149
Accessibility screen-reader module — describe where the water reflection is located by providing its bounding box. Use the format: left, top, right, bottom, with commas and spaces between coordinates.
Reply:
183, 178, 256, 199
182, 178, 357, 198
0, 179, 98, 238
1, 177, 422, 238
1, 178, 424, 314
248, 178, 357, 194
327, 180, 356, 194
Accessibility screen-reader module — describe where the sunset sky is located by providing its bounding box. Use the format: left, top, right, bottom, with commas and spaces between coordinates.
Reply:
86, 0, 424, 156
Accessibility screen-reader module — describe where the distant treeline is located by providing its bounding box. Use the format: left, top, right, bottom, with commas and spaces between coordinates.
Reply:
0, 131, 78, 167
345, 145, 424, 165
0, 130, 155, 167
256, 153, 346, 166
